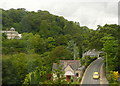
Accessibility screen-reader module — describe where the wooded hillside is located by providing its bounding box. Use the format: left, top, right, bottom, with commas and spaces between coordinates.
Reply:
1, 8, 120, 84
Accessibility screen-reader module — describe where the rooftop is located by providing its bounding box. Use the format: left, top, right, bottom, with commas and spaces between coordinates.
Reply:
52, 60, 81, 72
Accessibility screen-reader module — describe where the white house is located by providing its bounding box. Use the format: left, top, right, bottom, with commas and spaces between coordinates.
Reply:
1, 27, 22, 39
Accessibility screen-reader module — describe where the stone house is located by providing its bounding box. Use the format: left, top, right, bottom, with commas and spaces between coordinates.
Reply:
52, 60, 85, 82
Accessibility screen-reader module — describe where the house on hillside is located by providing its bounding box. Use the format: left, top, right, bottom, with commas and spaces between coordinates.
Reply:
52, 60, 85, 82
82, 49, 103, 58
1, 27, 22, 39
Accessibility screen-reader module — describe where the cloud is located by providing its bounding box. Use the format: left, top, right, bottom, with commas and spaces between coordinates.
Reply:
54, 2, 118, 29
0, 0, 119, 29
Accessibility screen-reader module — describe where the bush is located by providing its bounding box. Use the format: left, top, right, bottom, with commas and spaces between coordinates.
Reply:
81, 56, 97, 67
107, 71, 119, 85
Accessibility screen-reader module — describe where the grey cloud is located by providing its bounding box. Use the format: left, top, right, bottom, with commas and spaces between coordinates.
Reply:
0, 0, 118, 29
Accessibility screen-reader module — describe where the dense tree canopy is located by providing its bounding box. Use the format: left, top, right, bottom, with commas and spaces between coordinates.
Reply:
1, 8, 120, 84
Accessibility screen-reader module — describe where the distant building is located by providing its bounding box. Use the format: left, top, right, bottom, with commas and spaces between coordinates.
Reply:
82, 49, 103, 58
1, 27, 22, 39
52, 60, 85, 82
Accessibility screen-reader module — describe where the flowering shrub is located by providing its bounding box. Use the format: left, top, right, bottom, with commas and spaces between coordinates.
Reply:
108, 71, 119, 85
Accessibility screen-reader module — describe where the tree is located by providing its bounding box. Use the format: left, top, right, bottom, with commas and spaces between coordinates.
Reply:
101, 34, 118, 71
50, 46, 72, 62
46, 37, 55, 51
101, 34, 118, 55
2, 33, 7, 41
22, 33, 46, 54
55, 35, 71, 46
2, 53, 44, 84
23, 66, 47, 84
2, 39, 26, 54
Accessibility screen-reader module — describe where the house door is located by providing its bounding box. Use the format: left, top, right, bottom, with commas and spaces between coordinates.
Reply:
66, 75, 71, 82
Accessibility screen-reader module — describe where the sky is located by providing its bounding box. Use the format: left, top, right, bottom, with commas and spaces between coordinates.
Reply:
0, 0, 119, 29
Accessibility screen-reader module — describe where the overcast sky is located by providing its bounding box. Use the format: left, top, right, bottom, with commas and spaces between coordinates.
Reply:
0, 0, 119, 29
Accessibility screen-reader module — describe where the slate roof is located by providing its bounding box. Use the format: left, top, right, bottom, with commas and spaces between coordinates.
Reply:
52, 60, 81, 72
82, 49, 102, 57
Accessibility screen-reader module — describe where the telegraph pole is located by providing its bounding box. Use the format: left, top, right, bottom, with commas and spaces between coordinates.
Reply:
74, 43, 76, 60
106, 52, 108, 75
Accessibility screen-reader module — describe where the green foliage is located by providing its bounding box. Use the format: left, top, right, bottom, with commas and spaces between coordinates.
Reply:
46, 37, 55, 51
51, 62, 68, 84
101, 34, 118, 71
2, 8, 27, 31
2, 53, 46, 84
23, 66, 47, 84
101, 34, 118, 54
2, 33, 7, 39
107, 71, 119, 85
26, 34, 46, 54
2, 8, 120, 84
55, 35, 71, 46
81, 56, 97, 66
2, 39, 26, 54
50, 46, 72, 62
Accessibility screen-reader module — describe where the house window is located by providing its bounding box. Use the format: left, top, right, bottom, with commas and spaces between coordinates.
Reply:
76, 73, 79, 77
